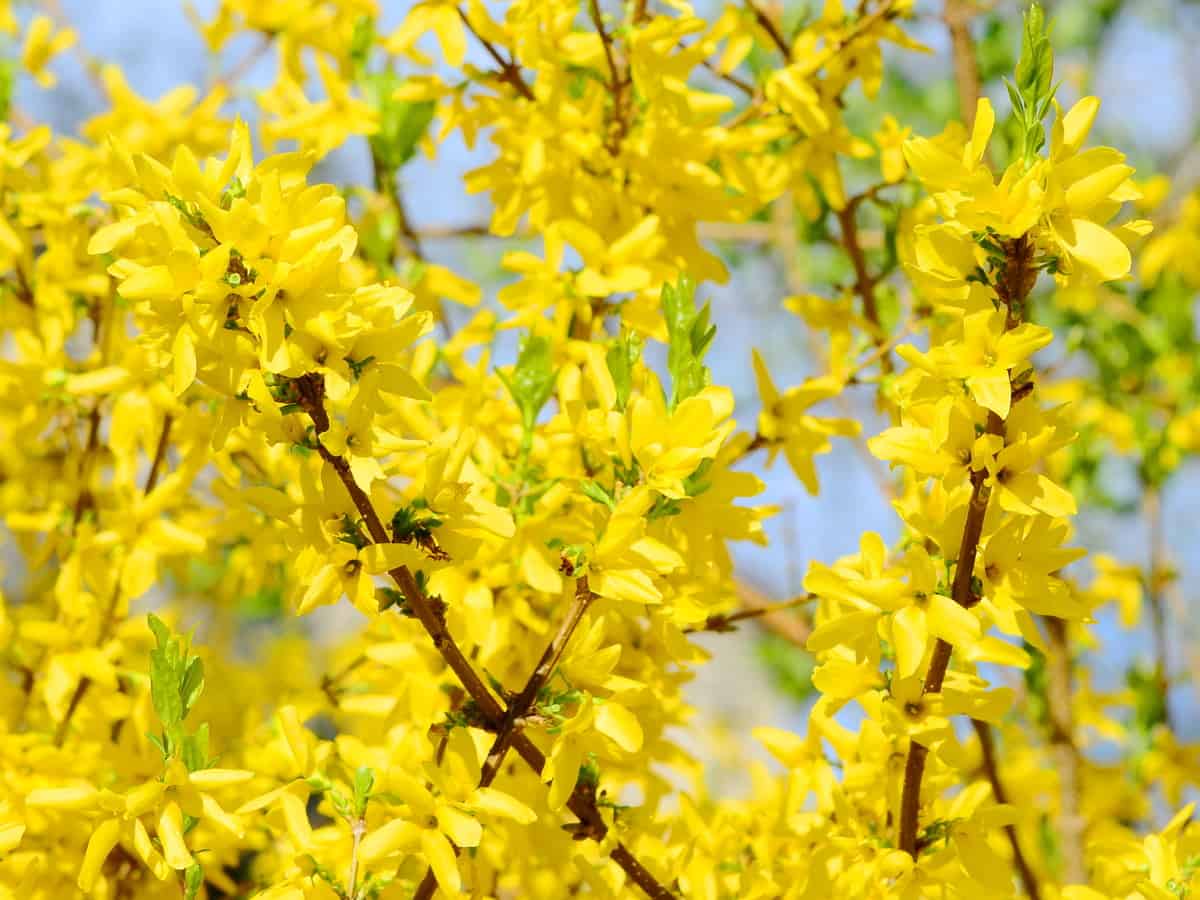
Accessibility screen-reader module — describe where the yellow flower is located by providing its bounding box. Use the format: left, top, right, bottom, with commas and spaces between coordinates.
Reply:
21, 16, 76, 88
753, 351, 860, 493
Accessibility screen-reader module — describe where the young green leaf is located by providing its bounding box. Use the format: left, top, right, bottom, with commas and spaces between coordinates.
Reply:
605, 330, 643, 412
499, 333, 557, 447
1005, 3, 1057, 164
580, 480, 616, 509
146, 614, 207, 765
353, 766, 375, 817
363, 70, 437, 172
662, 276, 715, 409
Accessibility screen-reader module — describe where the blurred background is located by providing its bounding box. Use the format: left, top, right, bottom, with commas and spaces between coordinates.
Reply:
17, 0, 1200, 796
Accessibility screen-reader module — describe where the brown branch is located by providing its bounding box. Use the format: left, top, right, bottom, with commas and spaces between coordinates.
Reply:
746, 0, 791, 59
897, 234, 1034, 857
943, 0, 983, 130
1044, 615, 1086, 883
413, 576, 597, 899
294, 381, 673, 900
457, 7, 534, 101
972, 719, 1042, 899
143, 415, 173, 493
836, 193, 891, 372
685, 591, 814, 635
699, 57, 757, 96
589, 0, 631, 157
55, 415, 177, 746
769, 192, 896, 500
71, 400, 102, 528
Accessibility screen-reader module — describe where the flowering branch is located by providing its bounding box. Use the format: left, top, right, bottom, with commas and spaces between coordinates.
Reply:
412, 575, 597, 900
295, 379, 673, 899
897, 233, 1036, 857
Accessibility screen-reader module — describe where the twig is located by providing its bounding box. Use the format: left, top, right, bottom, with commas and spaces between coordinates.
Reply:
836, 191, 892, 372
143, 415, 173, 493
412, 576, 597, 899
210, 34, 272, 91
746, 0, 791, 59
55, 414, 177, 746
769, 192, 896, 500
457, 7, 534, 101
700, 58, 756, 96
589, 0, 631, 156
685, 592, 814, 634
972, 719, 1042, 899
1044, 615, 1086, 883
943, 0, 983, 130
347, 817, 365, 900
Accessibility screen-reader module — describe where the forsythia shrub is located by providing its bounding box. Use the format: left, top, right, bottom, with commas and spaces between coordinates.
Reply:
0, 0, 1196, 898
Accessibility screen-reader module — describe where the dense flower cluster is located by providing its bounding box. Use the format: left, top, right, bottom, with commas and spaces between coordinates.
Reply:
0, 1, 1197, 899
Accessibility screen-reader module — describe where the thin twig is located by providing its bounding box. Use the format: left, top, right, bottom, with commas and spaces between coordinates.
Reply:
56, 415, 177, 746
943, 0, 983, 130
746, 0, 791, 59
836, 193, 892, 372
685, 592, 815, 634
700, 58, 756, 96
143, 415, 173, 493
589, 0, 631, 156
972, 719, 1042, 899
210, 34, 272, 91
457, 7, 534, 101
1044, 615, 1086, 883
412, 576, 597, 899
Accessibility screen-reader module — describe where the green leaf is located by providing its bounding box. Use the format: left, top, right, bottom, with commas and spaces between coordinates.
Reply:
148, 614, 186, 737
0, 60, 15, 123
683, 459, 714, 497
1010, 3, 1057, 165
353, 766, 375, 817
146, 614, 208, 766
181, 656, 205, 717
755, 633, 815, 703
499, 333, 557, 443
580, 480, 616, 509
349, 15, 376, 75
329, 788, 353, 820
363, 71, 437, 172
662, 276, 715, 409
605, 330, 643, 412
181, 723, 210, 773
184, 863, 204, 900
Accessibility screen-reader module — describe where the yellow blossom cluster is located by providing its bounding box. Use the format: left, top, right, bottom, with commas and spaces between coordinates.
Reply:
0, 1, 1197, 899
